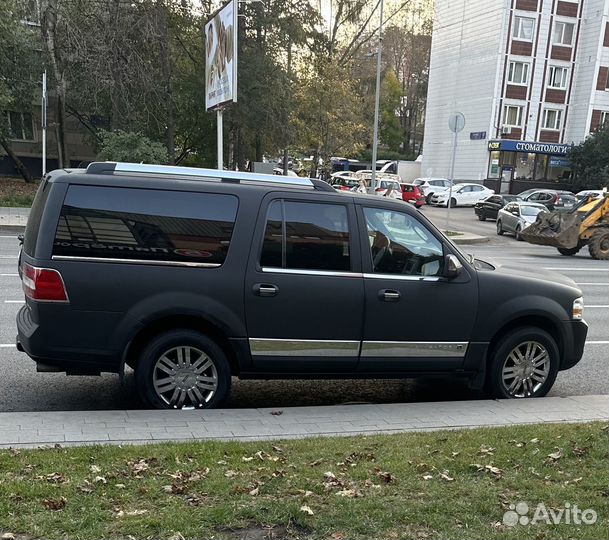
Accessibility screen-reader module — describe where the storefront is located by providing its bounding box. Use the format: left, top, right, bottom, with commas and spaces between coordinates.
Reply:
487, 140, 572, 194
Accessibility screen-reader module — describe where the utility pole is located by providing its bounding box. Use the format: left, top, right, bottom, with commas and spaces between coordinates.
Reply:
370, 0, 384, 192
42, 70, 47, 176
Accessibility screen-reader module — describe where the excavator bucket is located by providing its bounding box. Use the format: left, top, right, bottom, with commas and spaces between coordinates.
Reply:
520, 210, 582, 249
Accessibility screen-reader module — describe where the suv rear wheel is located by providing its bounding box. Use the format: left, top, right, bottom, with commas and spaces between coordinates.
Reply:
588, 229, 609, 260
135, 330, 231, 409
486, 327, 559, 398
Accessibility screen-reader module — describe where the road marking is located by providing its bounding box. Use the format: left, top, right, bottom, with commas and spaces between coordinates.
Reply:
0, 256, 17, 259
577, 283, 609, 285
544, 267, 609, 272
4, 300, 24, 304
586, 305, 609, 308
586, 341, 609, 344
0, 344, 15, 348
1, 273, 18, 277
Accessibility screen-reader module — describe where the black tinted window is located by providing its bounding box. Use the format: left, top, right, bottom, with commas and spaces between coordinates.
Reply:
53, 186, 238, 265
23, 178, 51, 256
260, 200, 351, 271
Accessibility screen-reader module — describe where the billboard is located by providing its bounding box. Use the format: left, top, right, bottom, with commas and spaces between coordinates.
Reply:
205, 0, 238, 111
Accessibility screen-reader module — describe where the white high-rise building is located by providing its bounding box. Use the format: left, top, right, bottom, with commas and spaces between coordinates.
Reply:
422, 0, 609, 192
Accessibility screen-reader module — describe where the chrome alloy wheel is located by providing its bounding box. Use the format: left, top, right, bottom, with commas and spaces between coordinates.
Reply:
152, 346, 218, 408
501, 341, 550, 397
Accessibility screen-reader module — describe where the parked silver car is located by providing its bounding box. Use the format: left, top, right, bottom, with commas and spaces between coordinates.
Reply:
496, 202, 547, 241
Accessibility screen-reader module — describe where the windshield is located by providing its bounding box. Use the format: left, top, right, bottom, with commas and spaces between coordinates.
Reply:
413, 179, 424, 185
381, 181, 400, 190
520, 205, 543, 217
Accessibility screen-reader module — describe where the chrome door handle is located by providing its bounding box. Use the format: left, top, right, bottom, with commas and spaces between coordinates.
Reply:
379, 289, 400, 302
253, 283, 279, 297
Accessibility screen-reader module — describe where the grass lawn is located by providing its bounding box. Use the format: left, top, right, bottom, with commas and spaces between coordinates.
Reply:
0, 178, 39, 207
0, 422, 606, 540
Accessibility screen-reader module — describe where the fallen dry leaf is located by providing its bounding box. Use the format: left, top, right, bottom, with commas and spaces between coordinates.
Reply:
42, 497, 67, 511
115, 483, 126, 489
547, 450, 563, 461
422, 474, 433, 481
248, 486, 259, 496
478, 445, 495, 456
168, 534, 185, 540
440, 471, 454, 482
45, 472, 68, 484
90, 465, 101, 474
224, 470, 238, 478
300, 504, 314, 515
335, 488, 362, 498
2, 533, 16, 540
94, 476, 107, 484
242, 456, 254, 462
309, 458, 323, 467
217, 460, 227, 465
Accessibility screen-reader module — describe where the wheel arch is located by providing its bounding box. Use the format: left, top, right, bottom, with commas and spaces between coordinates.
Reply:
123, 314, 242, 376
486, 315, 563, 369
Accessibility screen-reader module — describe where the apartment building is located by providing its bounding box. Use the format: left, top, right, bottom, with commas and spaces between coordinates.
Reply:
422, 0, 609, 193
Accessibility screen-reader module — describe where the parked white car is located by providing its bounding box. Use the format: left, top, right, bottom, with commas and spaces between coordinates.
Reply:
431, 183, 494, 207
575, 189, 606, 201
413, 177, 452, 203
496, 202, 547, 241
353, 171, 403, 200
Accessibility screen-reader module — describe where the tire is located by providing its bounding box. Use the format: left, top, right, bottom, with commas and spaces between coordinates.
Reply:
426, 193, 434, 204
588, 229, 609, 260
478, 212, 486, 221
135, 330, 231, 409
449, 198, 457, 208
496, 220, 504, 236
557, 246, 580, 256
515, 225, 523, 241
486, 326, 559, 399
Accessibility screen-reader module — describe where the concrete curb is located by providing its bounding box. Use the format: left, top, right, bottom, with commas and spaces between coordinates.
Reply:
0, 395, 606, 449
444, 231, 490, 245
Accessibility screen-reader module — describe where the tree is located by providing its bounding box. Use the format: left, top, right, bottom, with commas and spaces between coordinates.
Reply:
96, 130, 169, 164
568, 123, 609, 189
292, 60, 368, 173
380, 70, 403, 151
0, 0, 42, 181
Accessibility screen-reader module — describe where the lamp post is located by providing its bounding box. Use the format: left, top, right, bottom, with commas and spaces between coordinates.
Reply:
370, 0, 384, 192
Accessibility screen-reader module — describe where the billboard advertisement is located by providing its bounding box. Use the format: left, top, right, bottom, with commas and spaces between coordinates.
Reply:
205, 0, 238, 111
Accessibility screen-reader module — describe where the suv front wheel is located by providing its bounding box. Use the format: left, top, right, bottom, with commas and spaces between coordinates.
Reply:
486, 327, 559, 398
135, 330, 231, 409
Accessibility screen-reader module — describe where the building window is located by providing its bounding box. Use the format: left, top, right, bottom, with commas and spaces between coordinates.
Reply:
508, 61, 530, 85
548, 66, 569, 89
553, 21, 575, 46
542, 109, 563, 130
513, 16, 535, 41
601, 111, 609, 126
503, 105, 523, 127
6, 111, 34, 141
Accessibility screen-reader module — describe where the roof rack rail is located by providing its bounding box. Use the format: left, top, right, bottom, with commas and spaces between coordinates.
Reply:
86, 161, 318, 188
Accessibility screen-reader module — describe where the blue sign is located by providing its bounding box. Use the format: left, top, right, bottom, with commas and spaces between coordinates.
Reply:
470, 131, 487, 140
487, 140, 571, 155
549, 156, 570, 168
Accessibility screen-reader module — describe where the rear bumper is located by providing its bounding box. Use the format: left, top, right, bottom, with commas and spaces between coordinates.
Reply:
16, 305, 120, 374
560, 319, 588, 370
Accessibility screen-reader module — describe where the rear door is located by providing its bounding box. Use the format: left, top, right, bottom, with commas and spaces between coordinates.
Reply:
244, 193, 364, 373
356, 203, 477, 372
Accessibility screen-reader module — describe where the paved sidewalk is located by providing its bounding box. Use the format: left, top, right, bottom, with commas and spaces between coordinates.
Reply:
0, 395, 606, 448
0, 207, 29, 228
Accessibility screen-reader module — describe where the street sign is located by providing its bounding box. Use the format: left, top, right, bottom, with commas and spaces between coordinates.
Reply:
448, 112, 465, 133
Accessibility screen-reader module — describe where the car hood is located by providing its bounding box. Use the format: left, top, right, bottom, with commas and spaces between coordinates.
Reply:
521, 215, 538, 223
474, 257, 580, 290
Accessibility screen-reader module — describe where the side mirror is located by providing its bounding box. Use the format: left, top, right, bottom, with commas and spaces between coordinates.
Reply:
445, 254, 463, 279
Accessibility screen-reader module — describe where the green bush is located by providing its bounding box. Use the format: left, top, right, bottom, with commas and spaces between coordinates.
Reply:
96, 130, 169, 164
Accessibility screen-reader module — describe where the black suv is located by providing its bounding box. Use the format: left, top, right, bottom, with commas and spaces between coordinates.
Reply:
16, 162, 588, 408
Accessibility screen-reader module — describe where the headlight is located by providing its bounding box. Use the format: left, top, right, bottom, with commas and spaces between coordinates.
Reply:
572, 296, 584, 320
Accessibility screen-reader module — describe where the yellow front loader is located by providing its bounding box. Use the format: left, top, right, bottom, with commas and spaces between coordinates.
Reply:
521, 193, 609, 260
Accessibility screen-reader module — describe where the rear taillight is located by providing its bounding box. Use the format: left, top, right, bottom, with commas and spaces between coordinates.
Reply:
375, 188, 382, 192
21, 262, 69, 302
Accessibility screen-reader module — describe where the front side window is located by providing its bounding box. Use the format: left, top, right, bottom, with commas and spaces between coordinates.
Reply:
503, 105, 523, 127
553, 21, 575, 45
261, 200, 351, 272
513, 16, 535, 41
53, 186, 238, 265
508, 61, 530, 85
548, 66, 569, 89
363, 208, 444, 277
543, 108, 563, 130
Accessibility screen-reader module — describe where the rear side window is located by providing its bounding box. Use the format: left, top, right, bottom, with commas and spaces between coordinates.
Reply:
53, 186, 238, 266
261, 200, 351, 271
23, 178, 51, 256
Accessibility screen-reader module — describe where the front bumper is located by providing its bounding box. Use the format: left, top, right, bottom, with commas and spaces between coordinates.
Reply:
560, 319, 588, 370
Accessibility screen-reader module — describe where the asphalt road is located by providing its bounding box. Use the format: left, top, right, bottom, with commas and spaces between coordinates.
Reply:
0, 205, 607, 412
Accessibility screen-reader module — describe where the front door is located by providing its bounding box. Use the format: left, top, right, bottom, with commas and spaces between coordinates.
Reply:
356, 204, 477, 372
244, 194, 364, 373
